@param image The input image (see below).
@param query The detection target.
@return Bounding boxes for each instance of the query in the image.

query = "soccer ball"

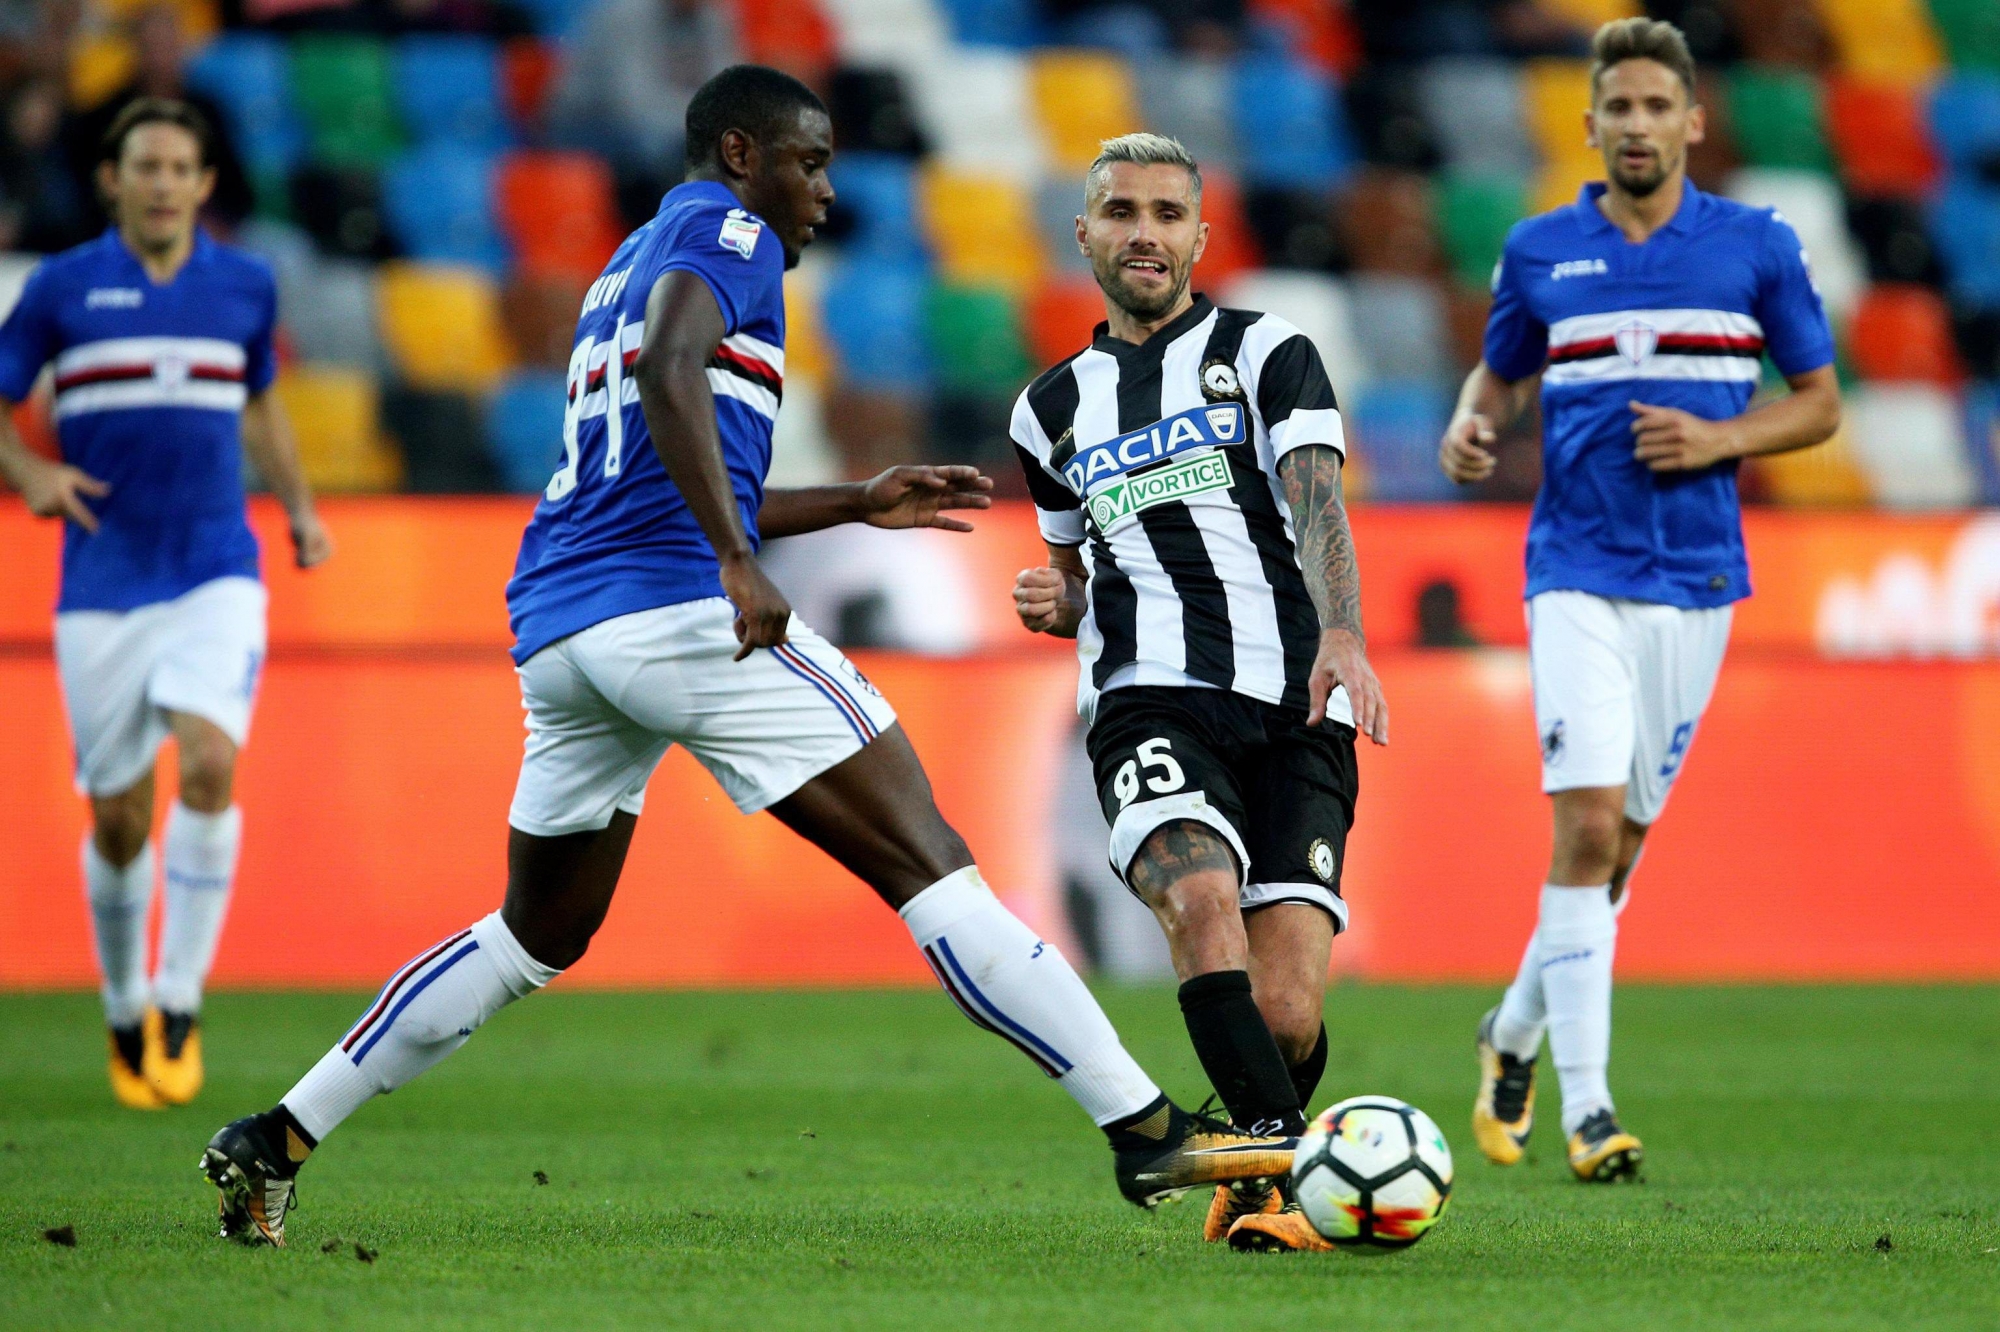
[1291,1095,1453,1250]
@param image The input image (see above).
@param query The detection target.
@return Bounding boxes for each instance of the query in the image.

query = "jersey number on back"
[546,314,643,503]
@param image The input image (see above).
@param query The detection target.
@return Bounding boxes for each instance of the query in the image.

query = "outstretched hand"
[860,465,994,532]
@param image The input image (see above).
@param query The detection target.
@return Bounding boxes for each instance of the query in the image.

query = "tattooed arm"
[1277,444,1388,743]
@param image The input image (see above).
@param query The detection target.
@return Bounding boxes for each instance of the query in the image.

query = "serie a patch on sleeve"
[718,210,763,259]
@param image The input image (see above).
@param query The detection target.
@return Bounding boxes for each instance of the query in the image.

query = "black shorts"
[1086,686,1359,929]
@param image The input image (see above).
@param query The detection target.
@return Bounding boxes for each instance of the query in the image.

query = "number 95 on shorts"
[1084,686,1359,929]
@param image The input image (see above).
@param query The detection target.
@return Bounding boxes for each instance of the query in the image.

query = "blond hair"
[1084,132,1202,208]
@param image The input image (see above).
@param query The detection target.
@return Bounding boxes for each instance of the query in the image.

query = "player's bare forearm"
[757,485,867,538]
[1278,444,1387,742]
[1013,542,1087,638]
[1453,361,1534,434]
[1630,364,1840,472]
[242,392,332,567]
[759,467,993,539]
[1441,362,1535,484]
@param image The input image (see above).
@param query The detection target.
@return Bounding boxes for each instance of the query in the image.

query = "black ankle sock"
[1290,1023,1329,1115]
[1101,1092,1172,1148]
[268,1103,317,1167]
[1177,970,1306,1136]
[110,1023,145,1071]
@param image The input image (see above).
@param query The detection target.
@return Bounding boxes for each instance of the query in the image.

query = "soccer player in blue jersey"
[0,99,330,1111]
[1439,19,1840,1181]
[201,66,1295,1247]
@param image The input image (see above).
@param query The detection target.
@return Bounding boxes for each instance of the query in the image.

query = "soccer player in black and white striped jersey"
[1012,133,1388,1254]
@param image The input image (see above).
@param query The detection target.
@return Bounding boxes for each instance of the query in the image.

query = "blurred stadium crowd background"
[0,0,1995,509]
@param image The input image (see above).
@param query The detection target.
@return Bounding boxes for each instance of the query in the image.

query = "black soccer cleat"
[1110,1100,1297,1208]
[200,1111,306,1247]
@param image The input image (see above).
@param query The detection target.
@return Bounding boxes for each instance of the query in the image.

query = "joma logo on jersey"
[1087,452,1233,529]
[1551,258,1608,280]
[1063,401,1245,492]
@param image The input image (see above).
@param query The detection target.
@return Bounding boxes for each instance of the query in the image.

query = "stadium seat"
[1418,58,1535,176]
[68,34,134,111]
[283,257,383,370]
[768,376,838,487]
[1135,55,1241,174]
[1816,0,1944,87]
[1246,0,1361,76]
[1195,172,1260,284]
[1034,177,1090,274]
[934,0,1042,46]
[1030,50,1141,171]
[1346,379,1457,502]
[1843,382,1978,508]
[825,0,953,75]
[485,368,568,493]
[1825,78,1940,197]
[826,66,928,156]
[817,254,931,390]
[1536,0,1636,20]
[1963,381,2000,505]
[393,36,505,148]
[1744,420,1874,506]
[382,385,500,491]
[1437,171,1527,288]
[924,284,1031,391]
[1345,275,1451,386]
[920,168,1042,294]
[1726,66,1833,173]
[500,37,559,133]
[1725,168,1865,322]
[291,36,402,168]
[511,0,592,37]
[1928,180,2000,307]
[1928,73,2000,173]
[1521,60,1595,173]
[783,261,833,383]
[737,0,839,79]
[186,33,305,184]
[1846,284,1965,384]
[383,144,506,271]
[907,48,1048,184]
[377,262,514,392]
[1232,54,1355,190]
[1927,0,2000,72]
[830,153,928,260]
[1340,169,1442,277]
[496,151,623,283]
[275,366,404,493]
[1217,269,1371,398]
[1025,276,1105,367]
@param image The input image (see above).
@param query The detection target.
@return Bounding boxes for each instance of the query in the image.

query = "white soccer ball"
[1291,1095,1453,1250]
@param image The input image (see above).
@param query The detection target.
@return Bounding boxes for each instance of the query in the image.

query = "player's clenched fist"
[1439,412,1498,485]
[1014,566,1082,638]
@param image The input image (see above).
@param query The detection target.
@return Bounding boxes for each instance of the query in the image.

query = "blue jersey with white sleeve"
[506,180,787,664]
[0,228,277,613]
[1483,182,1835,608]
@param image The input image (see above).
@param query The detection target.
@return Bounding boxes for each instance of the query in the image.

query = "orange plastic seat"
[1025,277,1106,368]
[497,151,623,283]
[732,0,835,82]
[1247,0,1362,75]
[500,37,559,131]
[1195,172,1261,285]
[1825,77,1939,197]
[1845,284,1964,385]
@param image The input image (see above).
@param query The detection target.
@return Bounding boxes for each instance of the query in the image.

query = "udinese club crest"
[1200,357,1246,404]
[1308,837,1337,884]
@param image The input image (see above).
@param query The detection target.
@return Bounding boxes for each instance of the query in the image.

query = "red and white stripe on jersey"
[572,317,644,421]
[705,331,783,422]
[1543,308,1765,387]
[51,336,249,419]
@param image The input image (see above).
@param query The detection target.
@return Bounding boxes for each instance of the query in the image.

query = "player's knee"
[1256,989,1322,1067]
[1555,802,1623,875]
[91,797,151,865]
[176,742,236,811]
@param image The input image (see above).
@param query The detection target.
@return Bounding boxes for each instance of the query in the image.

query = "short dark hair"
[684,65,827,171]
[1590,17,1697,101]
[101,97,214,168]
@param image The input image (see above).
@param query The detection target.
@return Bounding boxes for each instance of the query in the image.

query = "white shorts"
[1527,590,1733,826]
[508,597,900,837]
[54,575,268,797]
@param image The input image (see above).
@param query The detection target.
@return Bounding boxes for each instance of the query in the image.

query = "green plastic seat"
[1929,0,2000,72]
[1436,172,1527,288]
[924,284,1032,393]
[1725,67,1832,173]
[290,36,402,169]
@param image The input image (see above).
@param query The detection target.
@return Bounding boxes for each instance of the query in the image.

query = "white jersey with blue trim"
[507,181,787,665]
[0,229,277,613]
[1484,181,1835,609]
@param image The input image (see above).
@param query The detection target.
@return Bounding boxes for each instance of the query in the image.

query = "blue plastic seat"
[511,0,592,37]
[185,33,305,179]
[486,369,569,493]
[1929,73,2000,173]
[1929,180,2000,307]
[383,144,506,270]
[936,0,1044,46]
[1231,54,1354,190]
[829,153,927,260]
[1348,379,1457,502]
[394,36,504,147]
[818,256,931,390]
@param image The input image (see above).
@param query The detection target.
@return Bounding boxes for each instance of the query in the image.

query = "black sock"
[1177,970,1306,1136]
[1290,1023,1329,1114]
[1101,1092,1172,1149]
[267,1103,317,1170]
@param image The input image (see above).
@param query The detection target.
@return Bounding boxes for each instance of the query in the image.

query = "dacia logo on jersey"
[718,209,762,259]
[1062,401,1246,493]
[1087,452,1233,531]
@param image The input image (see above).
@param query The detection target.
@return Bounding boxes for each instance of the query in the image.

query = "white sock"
[281,911,558,1143]
[1537,883,1617,1134]
[901,866,1161,1126]
[83,836,155,1030]
[152,803,242,1015]
[1490,926,1546,1060]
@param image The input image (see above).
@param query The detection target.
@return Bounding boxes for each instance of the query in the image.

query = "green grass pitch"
[2,984,1996,1331]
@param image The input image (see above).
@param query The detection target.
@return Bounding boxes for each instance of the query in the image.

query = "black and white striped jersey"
[1011,294,1351,725]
